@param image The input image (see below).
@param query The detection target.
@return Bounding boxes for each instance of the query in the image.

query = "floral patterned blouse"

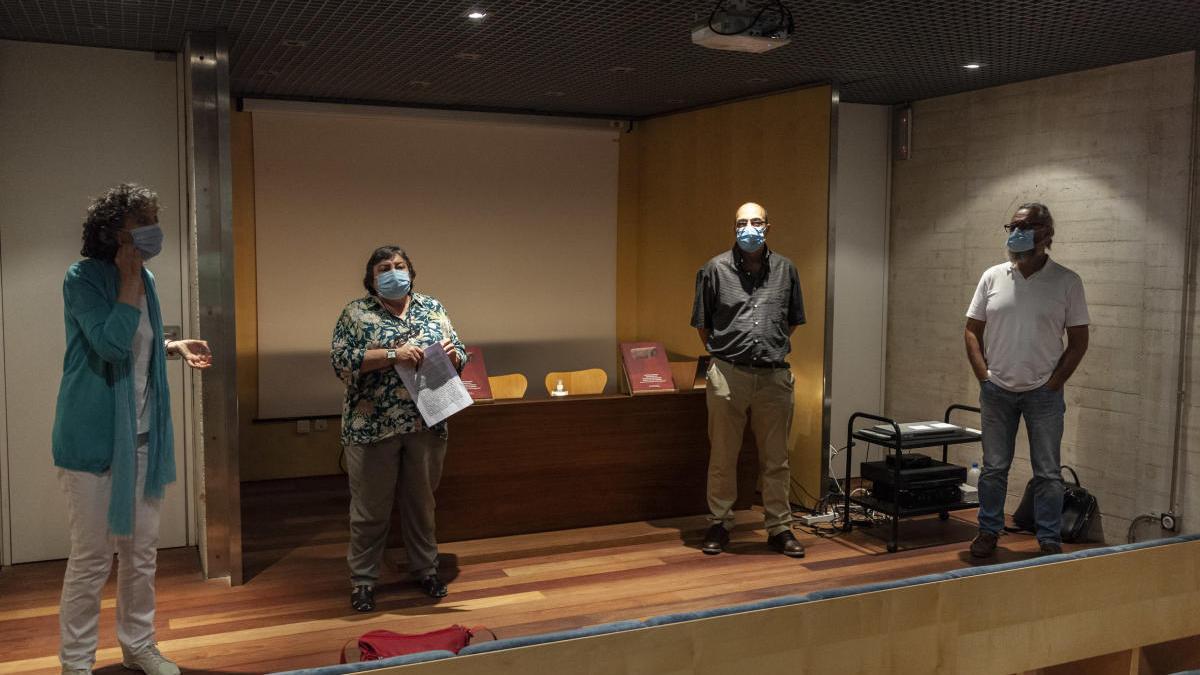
[330,293,468,447]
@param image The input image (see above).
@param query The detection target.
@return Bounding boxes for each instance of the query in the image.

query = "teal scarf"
[108,268,176,537]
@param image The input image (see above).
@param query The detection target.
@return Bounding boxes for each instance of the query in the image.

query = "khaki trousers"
[346,430,447,585]
[705,358,795,536]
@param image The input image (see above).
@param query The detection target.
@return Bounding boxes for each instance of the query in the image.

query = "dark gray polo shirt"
[690,246,805,367]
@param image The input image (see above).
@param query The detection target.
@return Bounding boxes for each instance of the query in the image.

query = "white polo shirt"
[966,258,1089,392]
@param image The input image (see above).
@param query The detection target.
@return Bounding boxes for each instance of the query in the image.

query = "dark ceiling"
[2,1,1198,118]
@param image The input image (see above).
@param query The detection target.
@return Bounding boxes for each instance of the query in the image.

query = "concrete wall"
[887,52,1197,543]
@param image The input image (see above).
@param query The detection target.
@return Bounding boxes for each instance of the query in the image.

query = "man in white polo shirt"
[964,202,1089,557]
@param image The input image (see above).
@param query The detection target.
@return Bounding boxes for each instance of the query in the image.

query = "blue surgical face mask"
[130,224,164,260]
[736,225,766,253]
[1006,227,1036,253]
[375,269,411,300]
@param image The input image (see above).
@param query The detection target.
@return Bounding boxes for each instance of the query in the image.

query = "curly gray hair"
[81,183,158,261]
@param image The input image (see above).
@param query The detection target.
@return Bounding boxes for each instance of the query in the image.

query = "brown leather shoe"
[768,530,806,558]
[970,531,999,558]
[701,524,730,555]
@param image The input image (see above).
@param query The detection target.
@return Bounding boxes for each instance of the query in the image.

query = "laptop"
[867,421,963,440]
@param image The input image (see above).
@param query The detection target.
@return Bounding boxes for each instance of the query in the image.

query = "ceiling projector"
[691,1,793,54]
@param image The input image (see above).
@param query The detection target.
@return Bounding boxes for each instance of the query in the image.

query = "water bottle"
[967,462,981,488]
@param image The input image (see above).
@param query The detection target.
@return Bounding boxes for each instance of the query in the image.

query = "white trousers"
[58,443,161,669]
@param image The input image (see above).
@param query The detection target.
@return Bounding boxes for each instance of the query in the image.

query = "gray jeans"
[346,430,447,586]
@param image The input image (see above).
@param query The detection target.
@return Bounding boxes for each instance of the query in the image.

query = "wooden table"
[434,390,758,542]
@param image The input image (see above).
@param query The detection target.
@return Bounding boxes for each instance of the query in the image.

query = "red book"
[459,346,493,400]
[619,342,675,394]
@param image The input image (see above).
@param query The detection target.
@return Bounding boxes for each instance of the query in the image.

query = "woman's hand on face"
[115,240,144,293]
[395,343,424,368]
[440,339,461,368]
[171,339,212,370]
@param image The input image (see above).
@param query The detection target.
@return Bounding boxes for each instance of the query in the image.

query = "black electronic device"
[870,480,963,509]
[861,459,967,510]
[861,459,965,486]
[884,453,932,470]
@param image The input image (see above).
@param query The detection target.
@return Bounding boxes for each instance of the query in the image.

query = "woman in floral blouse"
[331,245,467,611]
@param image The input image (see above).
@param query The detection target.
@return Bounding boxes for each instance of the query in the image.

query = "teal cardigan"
[52,259,176,537]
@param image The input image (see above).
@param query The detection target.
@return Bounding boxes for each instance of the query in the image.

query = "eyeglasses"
[736,218,767,227]
[1003,221,1047,233]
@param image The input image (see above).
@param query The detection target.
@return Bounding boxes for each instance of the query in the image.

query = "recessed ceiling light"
[544,91,566,97]
[280,38,308,48]
[455,52,482,61]
[466,10,487,20]
[963,63,982,70]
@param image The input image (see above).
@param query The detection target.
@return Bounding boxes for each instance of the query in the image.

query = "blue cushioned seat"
[268,649,456,675]
[458,620,646,655]
[644,594,815,627]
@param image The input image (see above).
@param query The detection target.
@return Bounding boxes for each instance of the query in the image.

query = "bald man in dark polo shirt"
[691,202,806,558]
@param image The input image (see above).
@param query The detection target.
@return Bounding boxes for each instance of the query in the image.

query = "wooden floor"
[0,479,1088,674]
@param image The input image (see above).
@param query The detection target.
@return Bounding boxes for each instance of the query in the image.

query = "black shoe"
[701,524,730,555]
[418,574,449,598]
[970,531,999,558]
[350,584,375,612]
[767,530,806,558]
[1038,540,1063,556]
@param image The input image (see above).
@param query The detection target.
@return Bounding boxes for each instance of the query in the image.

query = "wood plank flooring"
[0,478,1085,674]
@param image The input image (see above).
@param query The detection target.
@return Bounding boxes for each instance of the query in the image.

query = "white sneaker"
[121,645,180,675]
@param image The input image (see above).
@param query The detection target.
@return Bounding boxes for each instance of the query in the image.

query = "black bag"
[1011,466,1097,543]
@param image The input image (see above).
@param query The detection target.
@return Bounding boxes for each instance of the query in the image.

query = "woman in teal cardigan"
[53,184,211,675]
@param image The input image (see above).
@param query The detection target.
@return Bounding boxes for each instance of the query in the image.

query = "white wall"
[887,52,1197,543]
[830,103,891,480]
[250,103,620,418]
[0,40,195,563]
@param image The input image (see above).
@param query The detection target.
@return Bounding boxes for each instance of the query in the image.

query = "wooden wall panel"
[616,129,641,343]
[617,87,833,507]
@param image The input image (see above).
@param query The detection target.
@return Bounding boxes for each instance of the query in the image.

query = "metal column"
[183,31,242,584]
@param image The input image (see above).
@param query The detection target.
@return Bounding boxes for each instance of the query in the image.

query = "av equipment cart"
[843,405,982,552]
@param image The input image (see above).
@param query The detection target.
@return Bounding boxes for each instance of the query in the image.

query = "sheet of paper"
[908,424,932,430]
[930,422,957,429]
[393,343,473,426]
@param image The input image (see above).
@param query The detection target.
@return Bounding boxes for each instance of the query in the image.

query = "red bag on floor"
[341,625,495,663]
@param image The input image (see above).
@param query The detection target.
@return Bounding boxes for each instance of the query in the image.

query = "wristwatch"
[386,348,397,363]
